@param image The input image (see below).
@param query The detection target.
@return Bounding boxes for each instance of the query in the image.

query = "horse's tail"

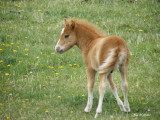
[98,48,127,74]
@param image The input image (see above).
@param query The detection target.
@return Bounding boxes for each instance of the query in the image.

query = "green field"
[0,0,160,119]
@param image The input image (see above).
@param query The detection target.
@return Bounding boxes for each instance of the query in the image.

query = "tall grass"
[0,0,160,119]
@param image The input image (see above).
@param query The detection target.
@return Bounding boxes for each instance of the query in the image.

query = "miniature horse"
[55,19,130,118]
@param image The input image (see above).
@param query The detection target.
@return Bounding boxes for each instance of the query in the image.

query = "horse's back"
[87,36,130,72]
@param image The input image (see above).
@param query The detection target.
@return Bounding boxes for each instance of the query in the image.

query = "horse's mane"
[72,19,105,37]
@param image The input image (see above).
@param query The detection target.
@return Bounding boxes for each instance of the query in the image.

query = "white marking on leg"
[120,65,131,112]
[112,88,126,111]
[122,81,130,112]
[124,97,130,112]
[95,88,105,118]
[96,93,104,113]
[95,75,107,118]
[84,90,93,112]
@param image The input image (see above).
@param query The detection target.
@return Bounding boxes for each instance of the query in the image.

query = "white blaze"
[61,28,64,35]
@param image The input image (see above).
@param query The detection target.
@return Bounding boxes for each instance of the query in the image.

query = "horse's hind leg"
[107,74,126,112]
[95,73,107,118]
[119,64,130,112]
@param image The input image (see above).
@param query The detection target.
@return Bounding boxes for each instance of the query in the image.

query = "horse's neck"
[76,27,101,53]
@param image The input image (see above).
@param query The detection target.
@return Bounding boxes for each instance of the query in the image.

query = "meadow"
[0,0,160,119]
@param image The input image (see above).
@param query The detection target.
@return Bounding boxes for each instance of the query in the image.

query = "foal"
[55,19,130,118]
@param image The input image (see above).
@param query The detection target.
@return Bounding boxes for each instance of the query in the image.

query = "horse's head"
[55,19,77,54]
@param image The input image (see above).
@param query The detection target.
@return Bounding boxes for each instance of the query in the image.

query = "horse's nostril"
[56,46,60,52]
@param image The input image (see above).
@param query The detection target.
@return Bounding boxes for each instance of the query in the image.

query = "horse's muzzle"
[55,46,64,54]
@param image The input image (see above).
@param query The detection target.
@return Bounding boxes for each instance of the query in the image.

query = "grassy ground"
[0,0,160,119]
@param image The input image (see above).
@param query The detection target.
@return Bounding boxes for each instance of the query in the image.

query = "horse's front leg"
[84,68,96,112]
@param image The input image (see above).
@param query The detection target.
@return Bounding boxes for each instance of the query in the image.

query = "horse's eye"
[64,34,70,38]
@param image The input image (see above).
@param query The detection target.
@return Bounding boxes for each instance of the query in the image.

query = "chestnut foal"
[55,19,130,118]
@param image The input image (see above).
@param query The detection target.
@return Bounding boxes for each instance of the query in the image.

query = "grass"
[0,0,160,119]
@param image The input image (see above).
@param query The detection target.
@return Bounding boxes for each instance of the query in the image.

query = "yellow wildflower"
[18,60,22,63]
[24,48,29,51]
[45,110,49,113]
[6,116,11,119]
[46,55,50,58]
[55,73,60,75]
[57,96,62,99]
[24,75,28,78]
[48,66,54,69]
[51,52,55,55]
[70,110,73,114]
[139,30,143,32]
[21,100,25,103]
[1,43,5,46]
[69,64,72,67]
[6,44,11,47]
[5,73,10,76]
[15,4,21,8]
[0,103,3,106]
[25,99,29,102]
[142,102,147,104]
[0,60,4,63]
[36,56,39,59]
[38,9,42,12]
[0,49,3,51]
[35,107,40,110]
[58,66,64,68]
[13,50,17,52]
[136,14,140,16]
[82,94,85,97]
[10,43,14,45]
[35,63,39,65]
[7,64,11,67]
[141,97,144,100]
[73,64,80,67]
[10,36,13,39]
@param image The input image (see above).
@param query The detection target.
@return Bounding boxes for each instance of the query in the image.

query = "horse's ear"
[71,20,75,30]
